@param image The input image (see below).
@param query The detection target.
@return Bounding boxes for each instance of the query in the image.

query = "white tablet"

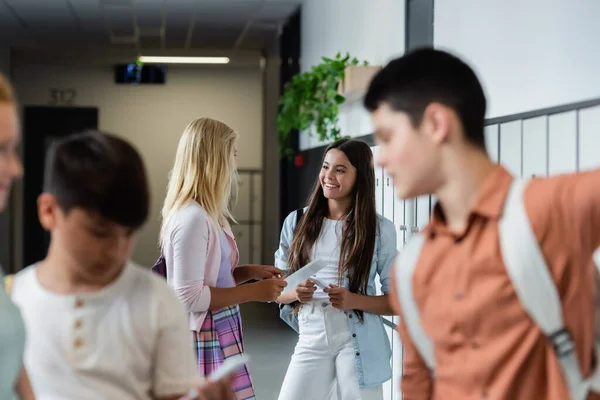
[282,260,328,294]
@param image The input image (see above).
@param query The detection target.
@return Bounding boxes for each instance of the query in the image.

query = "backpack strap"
[499,179,590,400]
[394,233,435,370]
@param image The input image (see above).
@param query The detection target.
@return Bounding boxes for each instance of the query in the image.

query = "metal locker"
[499,121,522,177]
[548,112,577,175]
[522,116,548,178]
[371,146,385,215]
[579,106,600,171]
[484,124,499,163]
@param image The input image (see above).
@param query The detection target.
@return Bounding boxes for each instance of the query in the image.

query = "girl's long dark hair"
[287,139,377,322]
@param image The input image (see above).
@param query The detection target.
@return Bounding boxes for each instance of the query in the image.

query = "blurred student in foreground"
[366,48,600,399]
[0,73,35,400]
[11,130,233,399]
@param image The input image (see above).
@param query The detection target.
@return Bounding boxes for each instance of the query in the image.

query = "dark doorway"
[22,106,98,266]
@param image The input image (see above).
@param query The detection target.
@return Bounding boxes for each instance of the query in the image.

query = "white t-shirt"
[11,262,202,400]
[311,218,350,301]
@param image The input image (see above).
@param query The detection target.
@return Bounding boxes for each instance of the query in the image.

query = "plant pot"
[337,65,382,101]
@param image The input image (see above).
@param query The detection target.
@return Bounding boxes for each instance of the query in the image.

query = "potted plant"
[277,53,380,158]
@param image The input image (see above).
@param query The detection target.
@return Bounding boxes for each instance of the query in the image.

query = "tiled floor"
[241,302,298,400]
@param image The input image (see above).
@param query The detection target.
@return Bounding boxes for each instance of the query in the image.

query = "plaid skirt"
[194,305,256,400]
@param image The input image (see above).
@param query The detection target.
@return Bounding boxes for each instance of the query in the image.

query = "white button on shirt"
[11,263,202,400]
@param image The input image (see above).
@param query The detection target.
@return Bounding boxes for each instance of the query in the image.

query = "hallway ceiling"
[0,0,300,52]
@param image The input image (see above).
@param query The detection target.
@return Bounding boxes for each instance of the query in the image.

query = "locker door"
[252,173,262,222]
[231,173,252,222]
[522,117,548,178]
[416,196,431,231]
[371,146,384,215]
[405,198,417,242]
[484,124,499,162]
[430,195,437,216]
[252,225,262,265]
[499,121,522,177]
[383,174,395,221]
[392,193,405,400]
[393,197,405,248]
[382,172,395,400]
[548,112,577,175]
[371,146,385,296]
[579,106,600,171]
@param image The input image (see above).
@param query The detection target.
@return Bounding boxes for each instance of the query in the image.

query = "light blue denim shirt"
[275,210,398,388]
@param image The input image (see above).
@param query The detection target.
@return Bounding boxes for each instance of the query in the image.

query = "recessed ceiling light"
[138,56,230,64]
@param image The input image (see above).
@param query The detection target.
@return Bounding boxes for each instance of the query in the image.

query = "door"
[23,106,98,267]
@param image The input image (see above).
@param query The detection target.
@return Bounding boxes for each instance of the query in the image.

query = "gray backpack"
[395,179,600,400]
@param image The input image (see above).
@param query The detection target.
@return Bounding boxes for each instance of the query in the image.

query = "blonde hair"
[160,117,238,250]
[0,74,16,103]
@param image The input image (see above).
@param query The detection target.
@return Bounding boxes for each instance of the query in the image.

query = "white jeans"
[278,301,383,400]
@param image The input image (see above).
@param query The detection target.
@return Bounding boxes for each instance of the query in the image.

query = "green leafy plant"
[277,52,368,158]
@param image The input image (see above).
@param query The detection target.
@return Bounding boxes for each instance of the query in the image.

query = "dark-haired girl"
[275,139,398,400]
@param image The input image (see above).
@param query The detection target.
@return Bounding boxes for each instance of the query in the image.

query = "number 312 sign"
[48,88,76,106]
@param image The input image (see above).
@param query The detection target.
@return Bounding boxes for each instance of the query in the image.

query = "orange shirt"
[390,165,600,400]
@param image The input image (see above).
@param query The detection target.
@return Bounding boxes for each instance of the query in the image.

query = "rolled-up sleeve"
[274,211,297,271]
[377,218,398,295]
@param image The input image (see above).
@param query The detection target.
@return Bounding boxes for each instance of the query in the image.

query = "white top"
[11,262,202,400]
[311,219,349,301]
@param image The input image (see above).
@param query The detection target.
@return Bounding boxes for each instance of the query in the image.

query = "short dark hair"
[364,47,487,149]
[44,130,149,229]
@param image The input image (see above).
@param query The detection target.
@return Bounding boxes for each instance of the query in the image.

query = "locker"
[416,196,430,230]
[231,173,252,222]
[548,112,577,175]
[484,124,499,162]
[393,197,405,248]
[252,225,262,265]
[392,194,406,400]
[404,198,417,242]
[522,117,548,178]
[578,106,600,171]
[252,173,262,222]
[430,195,437,216]
[499,121,522,177]
[383,173,395,222]
[371,146,384,215]
[381,172,395,400]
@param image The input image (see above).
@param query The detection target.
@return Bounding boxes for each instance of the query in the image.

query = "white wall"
[299,0,405,150]
[435,0,600,118]
[11,63,264,268]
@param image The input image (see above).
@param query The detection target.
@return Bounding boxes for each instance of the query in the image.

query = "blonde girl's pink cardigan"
[163,202,239,331]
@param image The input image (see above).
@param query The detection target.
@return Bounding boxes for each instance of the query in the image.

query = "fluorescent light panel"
[138,56,230,64]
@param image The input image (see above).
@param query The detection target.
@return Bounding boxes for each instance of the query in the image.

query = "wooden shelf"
[338,65,382,102]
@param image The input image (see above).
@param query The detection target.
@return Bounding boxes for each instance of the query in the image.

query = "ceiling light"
[138,56,230,64]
